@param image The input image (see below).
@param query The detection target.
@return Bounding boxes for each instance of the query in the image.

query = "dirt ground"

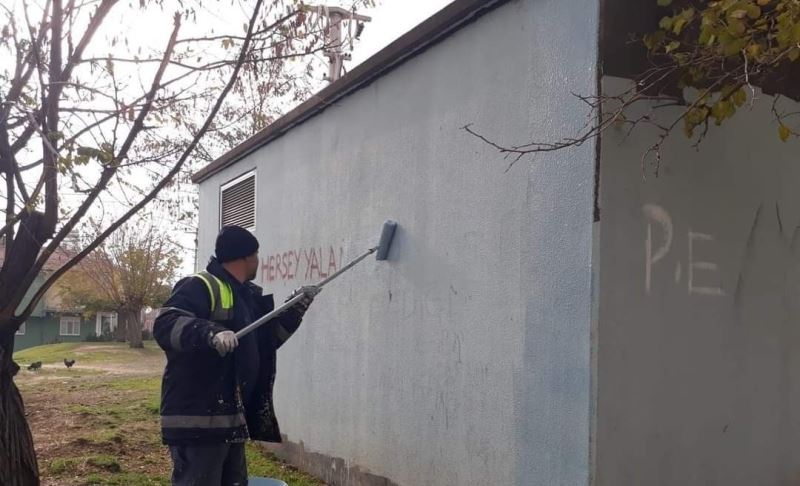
[14,342,322,486]
[17,345,171,485]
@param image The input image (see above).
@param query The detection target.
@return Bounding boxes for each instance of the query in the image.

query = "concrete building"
[192,0,800,484]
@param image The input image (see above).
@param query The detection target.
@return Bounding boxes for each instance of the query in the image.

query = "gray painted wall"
[597,76,800,485]
[198,1,599,484]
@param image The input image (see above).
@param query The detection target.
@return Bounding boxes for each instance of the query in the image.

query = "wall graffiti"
[261,246,344,283]
[643,204,725,297]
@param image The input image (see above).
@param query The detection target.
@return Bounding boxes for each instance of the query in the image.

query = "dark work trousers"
[169,442,248,485]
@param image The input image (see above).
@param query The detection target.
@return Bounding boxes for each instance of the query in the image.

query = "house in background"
[4,247,119,352]
[141,308,158,335]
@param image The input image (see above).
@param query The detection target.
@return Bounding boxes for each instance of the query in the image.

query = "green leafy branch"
[464,0,800,175]
[647,0,800,142]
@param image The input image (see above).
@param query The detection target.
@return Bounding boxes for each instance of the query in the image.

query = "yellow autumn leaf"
[779,124,792,142]
[732,88,747,107]
[729,9,747,19]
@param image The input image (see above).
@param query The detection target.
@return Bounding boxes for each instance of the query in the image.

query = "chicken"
[27,361,42,371]
[64,358,75,369]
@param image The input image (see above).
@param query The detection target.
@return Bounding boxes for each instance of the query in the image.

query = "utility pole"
[302,5,371,83]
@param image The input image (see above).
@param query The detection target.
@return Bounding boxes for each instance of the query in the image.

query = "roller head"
[375,220,397,261]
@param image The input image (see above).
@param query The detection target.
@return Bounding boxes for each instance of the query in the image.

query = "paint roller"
[235,220,398,339]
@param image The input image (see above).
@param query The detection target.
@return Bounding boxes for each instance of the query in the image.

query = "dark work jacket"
[153,257,303,445]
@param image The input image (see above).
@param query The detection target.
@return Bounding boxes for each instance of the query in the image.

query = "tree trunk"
[0,213,45,485]
[123,309,143,349]
[0,324,39,486]
[113,313,127,342]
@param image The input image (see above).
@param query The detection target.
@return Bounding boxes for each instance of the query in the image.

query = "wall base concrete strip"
[261,438,401,486]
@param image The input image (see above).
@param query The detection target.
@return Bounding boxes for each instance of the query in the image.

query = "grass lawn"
[15,341,163,367]
[14,342,323,486]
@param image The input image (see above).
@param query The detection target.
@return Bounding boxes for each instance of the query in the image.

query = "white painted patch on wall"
[643,204,724,297]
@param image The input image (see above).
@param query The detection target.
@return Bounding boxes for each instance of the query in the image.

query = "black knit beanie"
[215,225,259,263]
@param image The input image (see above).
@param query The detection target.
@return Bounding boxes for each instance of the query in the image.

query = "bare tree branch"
[20,0,266,321]
[15,9,181,320]
[10,0,117,156]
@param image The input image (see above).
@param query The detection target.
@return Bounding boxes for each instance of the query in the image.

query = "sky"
[2,0,456,275]
[180,0,456,271]
[176,0,453,271]
[348,0,454,68]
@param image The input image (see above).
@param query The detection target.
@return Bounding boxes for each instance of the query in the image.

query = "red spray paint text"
[261,246,344,283]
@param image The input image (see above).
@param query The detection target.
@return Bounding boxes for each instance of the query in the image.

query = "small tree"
[0,0,374,482]
[59,221,179,348]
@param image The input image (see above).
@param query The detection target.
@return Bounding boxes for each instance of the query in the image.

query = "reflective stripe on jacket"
[154,257,304,445]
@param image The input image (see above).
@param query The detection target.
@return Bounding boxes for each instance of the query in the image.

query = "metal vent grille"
[220,174,255,229]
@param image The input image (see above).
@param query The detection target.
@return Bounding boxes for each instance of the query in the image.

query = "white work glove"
[287,286,321,314]
[210,330,238,356]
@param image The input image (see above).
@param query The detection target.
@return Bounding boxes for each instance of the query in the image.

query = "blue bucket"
[248,478,288,486]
